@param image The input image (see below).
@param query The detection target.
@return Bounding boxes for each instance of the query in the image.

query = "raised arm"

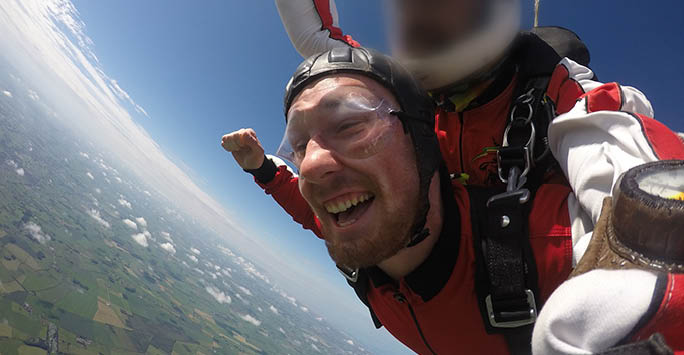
[274,0,359,58]
[221,129,322,238]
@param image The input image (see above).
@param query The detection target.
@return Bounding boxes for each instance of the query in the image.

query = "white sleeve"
[549,59,665,231]
[532,269,659,355]
[274,0,357,58]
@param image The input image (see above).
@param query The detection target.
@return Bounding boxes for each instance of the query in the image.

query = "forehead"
[289,74,398,114]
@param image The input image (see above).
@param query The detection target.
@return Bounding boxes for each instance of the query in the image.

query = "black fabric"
[244,156,278,184]
[345,271,383,329]
[341,29,590,354]
[596,333,674,355]
[467,186,536,355]
[458,26,591,354]
[363,166,461,302]
[467,61,517,109]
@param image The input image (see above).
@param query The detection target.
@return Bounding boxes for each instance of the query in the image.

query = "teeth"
[325,193,373,214]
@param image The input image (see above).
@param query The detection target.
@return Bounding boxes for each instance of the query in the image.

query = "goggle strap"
[390,111,434,129]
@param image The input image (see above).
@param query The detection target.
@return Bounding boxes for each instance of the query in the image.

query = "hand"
[221,128,265,170]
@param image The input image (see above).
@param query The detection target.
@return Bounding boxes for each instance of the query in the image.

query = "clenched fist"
[221,128,265,170]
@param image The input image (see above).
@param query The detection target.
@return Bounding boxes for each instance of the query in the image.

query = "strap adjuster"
[337,265,359,283]
[485,289,538,328]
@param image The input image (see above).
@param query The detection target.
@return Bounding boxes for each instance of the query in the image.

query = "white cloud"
[190,247,201,255]
[0,3,377,348]
[15,168,25,176]
[315,316,323,322]
[6,160,18,169]
[86,208,110,228]
[239,314,261,327]
[237,286,252,296]
[117,198,131,209]
[279,291,297,306]
[278,327,286,335]
[27,89,39,101]
[346,339,354,346]
[269,305,279,315]
[311,344,321,352]
[122,218,137,229]
[2,90,12,97]
[79,152,89,159]
[160,242,175,254]
[135,217,147,228]
[131,233,148,247]
[143,190,151,197]
[86,171,94,180]
[160,231,173,242]
[24,222,51,244]
[300,306,309,312]
[94,188,101,194]
[187,254,198,263]
[206,286,231,304]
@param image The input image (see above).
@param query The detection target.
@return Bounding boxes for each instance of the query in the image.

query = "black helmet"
[283,46,441,247]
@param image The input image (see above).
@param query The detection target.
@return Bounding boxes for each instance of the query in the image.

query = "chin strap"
[406,228,430,248]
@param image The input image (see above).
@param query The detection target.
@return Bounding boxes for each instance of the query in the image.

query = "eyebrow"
[317,97,343,111]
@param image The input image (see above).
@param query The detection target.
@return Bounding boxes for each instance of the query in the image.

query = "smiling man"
[223,47,579,354]
[223,46,684,354]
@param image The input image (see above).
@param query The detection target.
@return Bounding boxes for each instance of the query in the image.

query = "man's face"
[394,0,481,57]
[290,75,421,268]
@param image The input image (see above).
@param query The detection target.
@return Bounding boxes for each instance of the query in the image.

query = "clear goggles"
[276,92,401,170]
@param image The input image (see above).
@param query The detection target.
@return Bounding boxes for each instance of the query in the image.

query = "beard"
[323,192,420,269]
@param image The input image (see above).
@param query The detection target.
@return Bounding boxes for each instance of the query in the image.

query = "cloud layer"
[24,222,51,244]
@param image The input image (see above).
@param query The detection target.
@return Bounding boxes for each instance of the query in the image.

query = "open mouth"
[324,192,375,228]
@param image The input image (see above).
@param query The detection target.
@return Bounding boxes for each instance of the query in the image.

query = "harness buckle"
[498,89,539,184]
[337,265,359,283]
[485,289,538,328]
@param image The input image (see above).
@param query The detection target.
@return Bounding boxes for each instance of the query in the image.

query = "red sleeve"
[256,166,323,239]
[313,0,360,48]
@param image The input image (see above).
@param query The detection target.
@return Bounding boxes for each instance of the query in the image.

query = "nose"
[298,139,342,184]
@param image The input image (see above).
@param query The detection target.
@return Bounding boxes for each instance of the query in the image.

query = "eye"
[292,140,308,154]
[335,117,369,136]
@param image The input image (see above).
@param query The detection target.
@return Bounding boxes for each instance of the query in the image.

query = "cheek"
[373,136,420,206]
[298,179,315,210]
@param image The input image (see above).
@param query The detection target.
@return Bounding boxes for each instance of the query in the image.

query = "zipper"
[458,112,465,174]
[394,292,438,355]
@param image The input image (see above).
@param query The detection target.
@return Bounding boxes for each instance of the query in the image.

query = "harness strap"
[468,186,538,355]
[337,265,383,328]
[595,333,674,355]
[341,26,591,354]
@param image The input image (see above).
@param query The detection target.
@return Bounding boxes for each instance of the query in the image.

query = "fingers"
[239,128,260,148]
[221,128,258,152]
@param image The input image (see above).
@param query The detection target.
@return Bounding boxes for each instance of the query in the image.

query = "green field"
[0,70,368,354]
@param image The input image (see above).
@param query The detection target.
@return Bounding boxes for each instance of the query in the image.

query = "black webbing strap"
[596,333,674,355]
[468,186,538,355]
[338,266,383,329]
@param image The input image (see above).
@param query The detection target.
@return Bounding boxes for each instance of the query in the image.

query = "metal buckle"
[337,265,359,283]
[498,89,538,184]
[497,145,533,184]
[485,289,538,328]
[510,88,535,125]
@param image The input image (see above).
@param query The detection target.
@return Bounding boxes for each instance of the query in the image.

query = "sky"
[2,0,684,354]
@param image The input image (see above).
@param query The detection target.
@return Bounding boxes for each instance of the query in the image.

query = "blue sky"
[61,0,684,352]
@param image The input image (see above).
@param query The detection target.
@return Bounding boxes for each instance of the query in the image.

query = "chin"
[325,228,409,269]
